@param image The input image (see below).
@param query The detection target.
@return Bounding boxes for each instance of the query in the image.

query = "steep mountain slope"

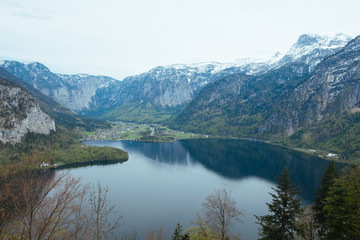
[85,34,350,122]
[86,63,231,122]
[167,61,311,136]
[0,34,351,123]
[0,76,55,143]
[0,67,110,131]
[0,61,117,111]
[0,68,127,166]
[260,35,360,135]
[276,33,352,71]
[169,35,360,147]
[85,59,282,122]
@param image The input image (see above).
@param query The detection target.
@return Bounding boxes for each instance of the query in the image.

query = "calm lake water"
[64,139,337,240]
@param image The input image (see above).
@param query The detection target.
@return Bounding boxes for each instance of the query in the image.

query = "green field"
[82,122,206,142]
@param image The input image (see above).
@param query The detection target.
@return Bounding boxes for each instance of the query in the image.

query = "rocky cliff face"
[169,35,360,138]
[58,73,117,110]
[0,77,55,144]
[276,33,352,72]
[89,34,351,119]
[91,63,221,110]
[0,34,352,122]
[0,66,111,131]
[0,61,117,111]
[261,35,360,135]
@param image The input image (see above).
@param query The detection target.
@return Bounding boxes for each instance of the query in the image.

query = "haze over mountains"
[0,33,352,121]
[169,35,360,135]
[1,33,360,160]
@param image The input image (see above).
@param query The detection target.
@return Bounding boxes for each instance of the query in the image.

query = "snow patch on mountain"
[276,33,352,71]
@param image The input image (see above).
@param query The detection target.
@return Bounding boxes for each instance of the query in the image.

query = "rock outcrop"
[0,77,55,144]
[0,61,117,111]
[169,35,360,138]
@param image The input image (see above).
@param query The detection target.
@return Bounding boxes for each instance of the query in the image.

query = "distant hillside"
[0,61,117,111]
[0,68,127,166]
[0,67,110,131]
[86,34,351,122]
[168,36,360,162]
[0,76,55,144]
[167,61,311,136]
[1,34,350,123]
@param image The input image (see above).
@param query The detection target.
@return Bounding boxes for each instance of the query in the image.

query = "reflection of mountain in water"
[118,139,343,202]
[180,139,344,202]
[120,141,190,164]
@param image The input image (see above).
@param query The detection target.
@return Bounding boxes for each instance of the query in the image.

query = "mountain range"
[0,33,351,122]
[1,33,360,161]
[169,35,360,132]
[169,35,360,160]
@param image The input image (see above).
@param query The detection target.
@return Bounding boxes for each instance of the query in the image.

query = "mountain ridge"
[0,60,118,111]
[0,66,110,131]
[168,35,360,161]
[0,33,353,124]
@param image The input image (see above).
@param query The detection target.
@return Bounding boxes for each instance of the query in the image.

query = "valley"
[82,121,207,142]
[2,33,360,164]
[2,0,360,238]
[0,32,359,239]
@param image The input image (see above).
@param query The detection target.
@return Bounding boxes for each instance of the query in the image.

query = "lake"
[65,139,336,240]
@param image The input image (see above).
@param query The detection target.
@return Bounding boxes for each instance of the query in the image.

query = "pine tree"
[172,223,183,240]
[172,223,189,240]
[255,168,304,240]
[313,160,338,237]
[322,166,360,240]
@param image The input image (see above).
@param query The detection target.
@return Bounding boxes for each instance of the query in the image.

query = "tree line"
[171,161,360,240]
[1,160,359,240]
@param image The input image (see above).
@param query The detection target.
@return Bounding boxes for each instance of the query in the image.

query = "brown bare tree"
[297,206,317,240]
[202,188,243,240]
[121,229,138,240]
[88,182,123,240]
[145,226,165,240]
[1,169,123,240]
[3,170,86,239]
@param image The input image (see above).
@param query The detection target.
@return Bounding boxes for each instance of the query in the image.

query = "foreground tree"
[3,170,86,239]
[202,188,243,240]
[88,182,123,240]
[322,166,360,240]
[255,168,304,240]
[297,206,317,240]
[121,230,138,240]
[146,226,165,240]
[172,223,189,240]
[313,160,338,237]
[0,165,123,240]
[187,213,215,240]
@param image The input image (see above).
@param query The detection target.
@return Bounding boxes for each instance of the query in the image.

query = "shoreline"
[81,121,353,165]
[84,135,348,165]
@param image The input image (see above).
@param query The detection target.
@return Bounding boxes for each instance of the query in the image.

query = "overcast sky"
[0,0,359,79]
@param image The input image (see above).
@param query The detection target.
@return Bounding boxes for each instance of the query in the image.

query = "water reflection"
[81,139,345,239]
[111,139,342,202]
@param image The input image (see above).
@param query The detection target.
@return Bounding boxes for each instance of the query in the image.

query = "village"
[82,121,205,142]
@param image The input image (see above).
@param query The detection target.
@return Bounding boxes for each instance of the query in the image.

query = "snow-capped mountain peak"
[285,33,352,60]
[274,33,352,71]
